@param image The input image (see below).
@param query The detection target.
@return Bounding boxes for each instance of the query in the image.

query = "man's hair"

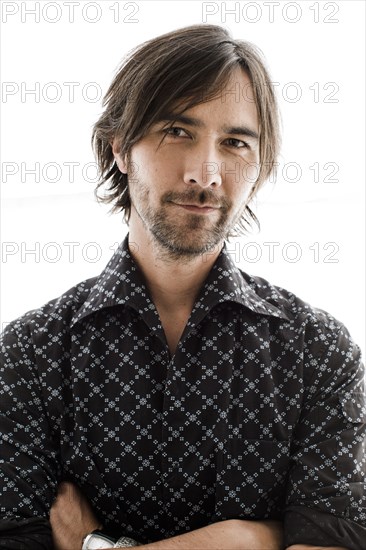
[92,24,280,234]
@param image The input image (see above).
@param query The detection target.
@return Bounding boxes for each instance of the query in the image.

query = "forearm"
[138,519,283,550]
[49,483,350,550]
[136,525,348,550]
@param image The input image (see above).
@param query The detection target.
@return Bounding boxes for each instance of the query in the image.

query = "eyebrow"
[158,113,259,141]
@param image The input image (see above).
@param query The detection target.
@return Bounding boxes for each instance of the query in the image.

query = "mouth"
[172,202,220,214]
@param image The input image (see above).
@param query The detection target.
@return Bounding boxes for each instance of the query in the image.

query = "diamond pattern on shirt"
[1,235,365,549]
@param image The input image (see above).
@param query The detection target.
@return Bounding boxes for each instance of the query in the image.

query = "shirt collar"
[71,235,289,328]
[193,242,290,321]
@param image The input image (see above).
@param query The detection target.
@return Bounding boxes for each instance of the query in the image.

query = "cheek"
[242,148,260,183]
[243,161,260,187]
[152,154,183,184]
[128,155,154,186]
[134,149,180,179]
[225,159,260,199]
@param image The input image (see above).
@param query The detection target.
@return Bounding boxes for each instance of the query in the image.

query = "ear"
[111,138,128,174]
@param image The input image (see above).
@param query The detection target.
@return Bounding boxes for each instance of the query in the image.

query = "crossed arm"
[2,320,362,550]
[50,482,348,550]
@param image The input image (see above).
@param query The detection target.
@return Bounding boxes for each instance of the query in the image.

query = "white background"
[1,0,365,357]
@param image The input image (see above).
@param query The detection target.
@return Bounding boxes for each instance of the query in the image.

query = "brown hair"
[91,24,280,234]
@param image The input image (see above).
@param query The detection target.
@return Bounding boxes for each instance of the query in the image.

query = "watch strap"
[114,536,141,547]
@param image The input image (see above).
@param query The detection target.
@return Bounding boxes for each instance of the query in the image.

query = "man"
[0,24,365,550]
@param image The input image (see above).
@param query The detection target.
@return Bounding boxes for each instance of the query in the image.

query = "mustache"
[162,189,231,210]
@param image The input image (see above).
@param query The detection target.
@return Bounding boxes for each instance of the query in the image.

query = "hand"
[50,481,102,550]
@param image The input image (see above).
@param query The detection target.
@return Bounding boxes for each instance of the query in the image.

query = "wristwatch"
[82,529,141,549]
[82,530,115,549]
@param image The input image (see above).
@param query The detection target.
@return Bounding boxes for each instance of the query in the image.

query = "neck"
[128,226,223,315]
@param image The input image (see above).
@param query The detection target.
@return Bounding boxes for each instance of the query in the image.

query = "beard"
[129,178,238,260]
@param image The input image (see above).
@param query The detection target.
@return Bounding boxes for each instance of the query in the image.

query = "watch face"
[86,534,115,549]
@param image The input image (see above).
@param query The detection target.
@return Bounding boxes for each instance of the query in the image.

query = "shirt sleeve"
[284,320,366,550]
[0,318,60,549]
[0,517,52,549]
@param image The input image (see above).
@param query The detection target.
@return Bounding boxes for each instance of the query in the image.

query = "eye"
[162,126,190,138]
[224,138,250,149]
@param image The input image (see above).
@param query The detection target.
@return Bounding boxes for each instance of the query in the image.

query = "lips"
[181,204,218,208]
[171,203,220,215]
[173,202,220,209]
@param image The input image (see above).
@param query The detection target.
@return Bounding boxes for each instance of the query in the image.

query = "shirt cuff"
[284,506,366,550]
[0,516,52,549]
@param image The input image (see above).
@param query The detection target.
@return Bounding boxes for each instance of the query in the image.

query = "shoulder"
[0,276,98,345]
[242,271,334,323]
[240,270,361,358]
[239,271,364,392]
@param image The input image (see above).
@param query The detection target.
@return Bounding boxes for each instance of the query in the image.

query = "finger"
[57,481,81,502]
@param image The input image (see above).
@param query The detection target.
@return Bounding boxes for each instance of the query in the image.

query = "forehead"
[165,67,258,130]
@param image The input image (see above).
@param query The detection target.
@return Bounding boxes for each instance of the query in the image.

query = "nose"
[183,140,223,188]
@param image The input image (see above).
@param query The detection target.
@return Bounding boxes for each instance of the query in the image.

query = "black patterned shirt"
[1,235,365,549]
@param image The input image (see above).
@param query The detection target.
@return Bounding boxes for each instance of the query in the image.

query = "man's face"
[113,67,260,259]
